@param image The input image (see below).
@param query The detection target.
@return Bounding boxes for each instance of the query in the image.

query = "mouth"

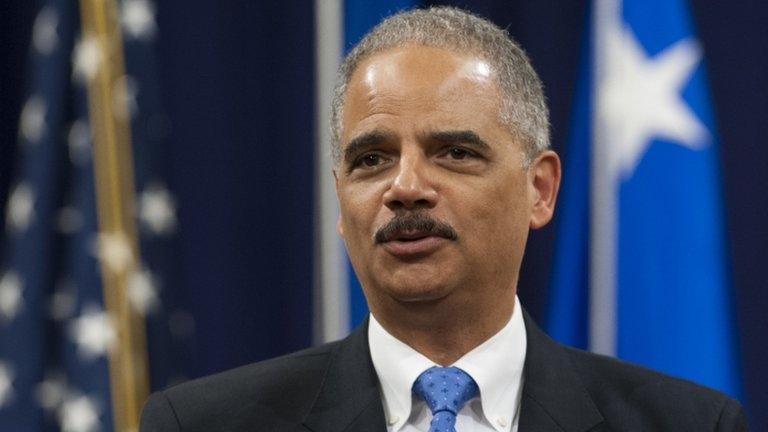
[374,212,457,258]
[380,230,448,257]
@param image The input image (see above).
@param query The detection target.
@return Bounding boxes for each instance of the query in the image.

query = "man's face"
[335,44,559,311]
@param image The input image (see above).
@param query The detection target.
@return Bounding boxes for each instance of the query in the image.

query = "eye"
[447,147,473,160]
[362,153,382,166]
[349,152,388,173]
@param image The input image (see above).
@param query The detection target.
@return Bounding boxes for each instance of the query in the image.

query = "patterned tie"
[412,366,479,432]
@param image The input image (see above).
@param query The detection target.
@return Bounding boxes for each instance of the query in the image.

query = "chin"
[365,258,465,304]
[382,275,456,303]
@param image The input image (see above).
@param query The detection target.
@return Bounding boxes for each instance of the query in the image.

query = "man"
[140,7,746,431]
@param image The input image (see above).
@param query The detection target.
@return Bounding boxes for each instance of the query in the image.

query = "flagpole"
[590,0,620,356]
[78,0,149,430]
[313,0,348,344]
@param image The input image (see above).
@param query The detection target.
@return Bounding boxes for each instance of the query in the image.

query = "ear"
[333,168,345,238]
[337,216,345,238]
[528,150,561,229]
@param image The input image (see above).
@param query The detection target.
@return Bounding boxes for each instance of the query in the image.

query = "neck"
[370,290,516,366]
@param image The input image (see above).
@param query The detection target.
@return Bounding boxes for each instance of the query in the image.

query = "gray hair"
[330,6,550,166]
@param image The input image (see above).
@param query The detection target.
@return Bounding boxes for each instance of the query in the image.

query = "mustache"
[374,212,458,243]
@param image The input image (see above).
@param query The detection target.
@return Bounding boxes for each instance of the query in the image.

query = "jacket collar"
[519,310,604,431]
[302,317,387,432]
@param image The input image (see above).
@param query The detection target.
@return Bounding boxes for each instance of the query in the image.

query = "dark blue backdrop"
[152,1,316,377]
[1,0,765,428]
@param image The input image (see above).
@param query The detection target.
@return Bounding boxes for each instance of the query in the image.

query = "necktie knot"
[412,366,478,431]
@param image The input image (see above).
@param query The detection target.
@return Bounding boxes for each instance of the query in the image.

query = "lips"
[380,229,448,257]
[392,230,432,241]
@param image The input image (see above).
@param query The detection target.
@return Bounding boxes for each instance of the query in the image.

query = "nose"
[383,151,438,211]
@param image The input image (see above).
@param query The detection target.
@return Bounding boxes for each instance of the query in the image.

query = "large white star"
[597,24,709,178]
[139,183,177,236]
[58,394,100,432]
[121,0,157,40]
[0,271,24,322]
[68,306,117,360]
[0,361,14,408]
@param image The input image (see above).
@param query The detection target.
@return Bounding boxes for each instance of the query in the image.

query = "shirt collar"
[368,312,436,430]
[368,296,527,432]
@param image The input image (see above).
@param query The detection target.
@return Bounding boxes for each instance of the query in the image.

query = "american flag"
[0,0,191,430]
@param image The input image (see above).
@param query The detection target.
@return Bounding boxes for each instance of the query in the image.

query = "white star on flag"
[36,371,68,411]
[139,183,178,235]
[19,95,47,144]
[72,35,104,84]
[113,74,140,120]
[0,271,24,322]
[92,231,135,274]
[33,6,59,55]
[128,267,160,315]
[5,182,36,233]
[597,24,709,179]
[0,361,14,408]
[68,306,117,360]
[121,0,157,40]
[58,394,100,432]
[49,279,77,321]
[67,120,92,166]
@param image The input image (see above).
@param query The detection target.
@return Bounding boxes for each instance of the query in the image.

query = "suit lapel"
[519,311,604,432]
[302,318,387,432]
[302,311,605,432]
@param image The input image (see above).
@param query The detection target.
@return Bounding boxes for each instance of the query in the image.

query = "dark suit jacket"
[140,312,747,431]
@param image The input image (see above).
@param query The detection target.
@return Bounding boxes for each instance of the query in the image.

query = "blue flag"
[548,0,741,398]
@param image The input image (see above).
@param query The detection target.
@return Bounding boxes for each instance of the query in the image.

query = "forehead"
[341,45,505,143]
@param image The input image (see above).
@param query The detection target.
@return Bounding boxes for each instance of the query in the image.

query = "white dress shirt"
[368,296,527,432]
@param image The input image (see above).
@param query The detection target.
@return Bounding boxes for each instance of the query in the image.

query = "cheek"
[339,183,386,240]
[456,174,530,245]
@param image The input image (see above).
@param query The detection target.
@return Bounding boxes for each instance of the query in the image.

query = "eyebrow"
[427,130,491,152]
[342,129,491,164]
[343,130,395,163]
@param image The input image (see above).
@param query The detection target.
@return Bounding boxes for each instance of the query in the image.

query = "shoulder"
[140,341,341,432]
[562,346,747,431]
[164,341,338,408]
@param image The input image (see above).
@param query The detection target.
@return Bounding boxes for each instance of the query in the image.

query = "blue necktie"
[412,366,479,432]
